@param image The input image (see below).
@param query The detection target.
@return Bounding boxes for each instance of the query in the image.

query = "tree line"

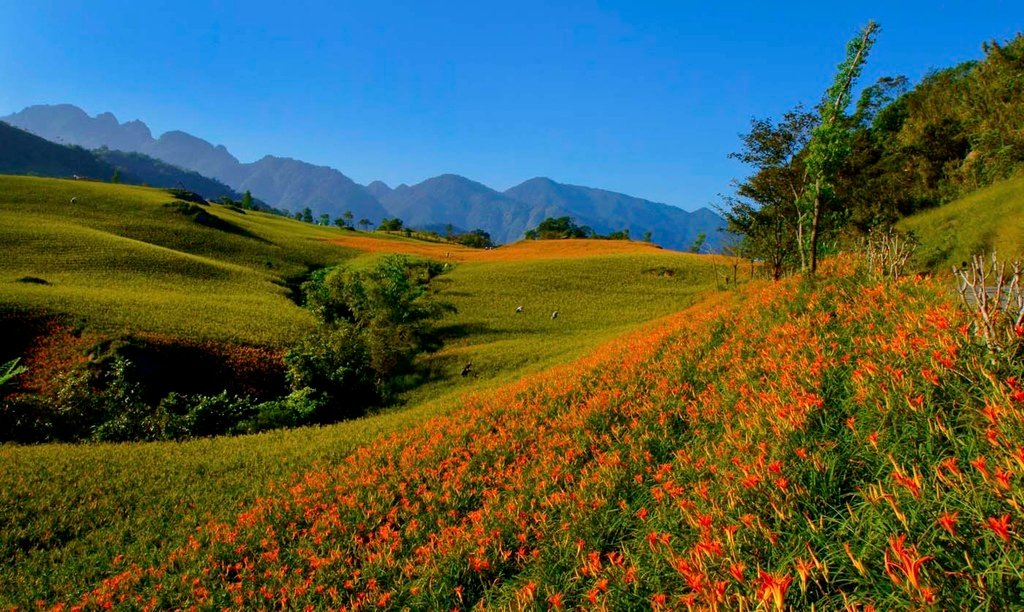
[722,27,1023,279]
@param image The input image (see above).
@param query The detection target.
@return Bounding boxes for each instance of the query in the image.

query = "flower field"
[53,257,1023,609]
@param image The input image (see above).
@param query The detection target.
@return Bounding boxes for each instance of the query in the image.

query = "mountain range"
[2,104,724,249]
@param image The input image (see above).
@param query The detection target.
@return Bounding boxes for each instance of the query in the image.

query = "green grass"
[897,174,1024,272]
[413,253,719,402]
[0,175,733,604]
[0,176,362,346]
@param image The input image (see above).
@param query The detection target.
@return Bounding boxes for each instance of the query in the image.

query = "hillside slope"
[0,121,116,180]
[8,258,1021,608]
[0,176,354,346]
[897,174,1024,272]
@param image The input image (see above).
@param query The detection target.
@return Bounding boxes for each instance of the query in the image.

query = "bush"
[286,255,452,417]
[284,323,377,421]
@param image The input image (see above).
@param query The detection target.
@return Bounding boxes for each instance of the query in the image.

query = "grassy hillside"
[896,174,1024,272]
[0,176,734,602]
[7,257,1022,608]
[0,121,116,180]
[0,175,355,347]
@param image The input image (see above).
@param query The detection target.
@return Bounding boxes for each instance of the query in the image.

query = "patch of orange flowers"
[63,256,1024,609]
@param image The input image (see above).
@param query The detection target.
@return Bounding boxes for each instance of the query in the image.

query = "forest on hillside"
[724,31,1023,277]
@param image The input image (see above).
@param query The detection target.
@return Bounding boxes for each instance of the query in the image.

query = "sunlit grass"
[898,174,1024,272]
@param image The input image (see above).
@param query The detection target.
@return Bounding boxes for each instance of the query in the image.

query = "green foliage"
[301,207,313,223]
[524,216,593,239]
[454,228,493,248]
[0,358,26,389]
[723,106,816,277]
[801,20,879,273]
[240,190,253,210]
[287,256,452,415]
[378,217,404,232]
[836,33,1024,232]
[319,212,330,226]
[689,231,706,253]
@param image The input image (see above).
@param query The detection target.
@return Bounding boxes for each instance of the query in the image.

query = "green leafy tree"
[642,230,653,242]
[689,232,707,253]
[301,207,314,224]
[801,20,879,274]
[723,106,816,277]
[111,168,121,184]
[358,218,372,231]
[455,229,493,248]
[241,190,254,210]
[378,217,404,232]
[319,213,330,226]
[288,256,452,417]
[525,216,592,239]
[343,210,354,228]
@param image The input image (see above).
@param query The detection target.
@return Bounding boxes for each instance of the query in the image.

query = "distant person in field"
[461,362,472,377]
[551,310,558,319]
[515,305,522,314]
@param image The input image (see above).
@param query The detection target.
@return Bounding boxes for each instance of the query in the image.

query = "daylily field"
[51,256,1024,609]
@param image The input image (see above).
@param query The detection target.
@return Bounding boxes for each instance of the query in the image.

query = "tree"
[334,217,347,229]
[378,217,404,232]
[343,210,354,228]
[455,229,493,248]
[301,207,314,224]
[525,216,592,239]
[642,230,653,243]
[723,106,816,278]
[319,213,330,226]
[241,190,254,210]
[689,232,707,253]
[288,256,453,416]
[358,218,372,231]
[802,20,879,274]
[111,168,121,184]
[293,211,303,221]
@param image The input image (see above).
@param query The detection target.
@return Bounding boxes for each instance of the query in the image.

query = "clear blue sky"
[1,1,1020,210]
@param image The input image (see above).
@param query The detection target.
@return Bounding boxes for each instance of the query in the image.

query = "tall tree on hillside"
[241,190,254,210]
[343,210,354,228]
[723,106,816,276]
[301,207,314,224]
[802,20,879,274]
[358,218,372,231]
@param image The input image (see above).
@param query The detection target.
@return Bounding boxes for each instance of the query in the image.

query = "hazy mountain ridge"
[0,121,242,200]
[3,104,725,248]
[379,174,573,244]
[506,177,723,251]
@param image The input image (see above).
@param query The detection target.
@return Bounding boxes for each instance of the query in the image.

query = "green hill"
[0,175,733,603]
[0,121,115,180]
[897,174,1024,272]
[2,121,246,201]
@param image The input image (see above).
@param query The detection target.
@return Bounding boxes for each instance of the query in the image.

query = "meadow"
[0,175,729,603]
[897,175,1024,273]
[3,174,1021,607]
[10,254,1023,609]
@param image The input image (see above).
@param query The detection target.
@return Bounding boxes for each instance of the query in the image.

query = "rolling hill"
[897,174,1024,272]
[2,170,1023,607]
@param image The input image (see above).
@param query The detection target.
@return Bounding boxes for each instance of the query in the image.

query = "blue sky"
[1,1,1020,210]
